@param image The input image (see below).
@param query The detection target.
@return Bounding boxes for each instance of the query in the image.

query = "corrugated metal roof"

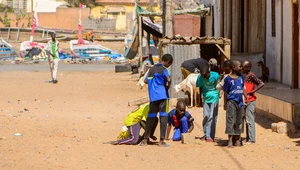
[159,36,231,46]
[162,44,201,99]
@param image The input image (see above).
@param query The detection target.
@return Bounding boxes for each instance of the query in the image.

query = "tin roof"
[159,36,231,46]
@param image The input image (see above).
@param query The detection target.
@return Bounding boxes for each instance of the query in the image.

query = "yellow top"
[124,103,149,126]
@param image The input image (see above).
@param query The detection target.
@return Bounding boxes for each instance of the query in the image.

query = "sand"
[0,65,299,170]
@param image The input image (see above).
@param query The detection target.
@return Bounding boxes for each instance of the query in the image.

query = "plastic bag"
[117,126,129,140]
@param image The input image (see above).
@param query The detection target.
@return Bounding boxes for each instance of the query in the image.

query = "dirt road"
[0,66,299,170]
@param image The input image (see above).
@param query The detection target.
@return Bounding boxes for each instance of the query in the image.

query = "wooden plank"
[215,44,229,59]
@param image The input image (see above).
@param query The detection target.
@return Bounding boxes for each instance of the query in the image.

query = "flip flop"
[140,141,147,146]
[158,142,170,147]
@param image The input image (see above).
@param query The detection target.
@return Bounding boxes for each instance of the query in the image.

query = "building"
[93,0,159,31]
[266,0,299,88]
[6,0,27,13]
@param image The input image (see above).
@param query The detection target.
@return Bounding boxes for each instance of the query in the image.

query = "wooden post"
[16,28,20,42]
[226,0,232,40]
[165,0,174,37]
[232,0,238,52]
[138,16,143,71]
[220,0,224,37]
[7,28,10,42]
[146,32,150,57]
[224,0,227,37]
[225,44,231,59]
[244,0,248,52]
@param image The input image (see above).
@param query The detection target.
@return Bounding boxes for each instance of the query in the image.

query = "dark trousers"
[225,100,245,135]
[144,99,168,140]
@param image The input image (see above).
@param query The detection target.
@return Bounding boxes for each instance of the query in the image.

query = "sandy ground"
[0,65,300,170]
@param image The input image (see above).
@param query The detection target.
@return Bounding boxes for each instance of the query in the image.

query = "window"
[271,0,276,37]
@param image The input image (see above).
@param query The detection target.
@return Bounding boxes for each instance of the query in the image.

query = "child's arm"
[222,76,229,110]
[144,73,149,84]
[165,123,172,140]
[248,75,265,95]
[166,76,171,90]
[188,122,194,133]
[223,92,228,110]
[243,88,249,105]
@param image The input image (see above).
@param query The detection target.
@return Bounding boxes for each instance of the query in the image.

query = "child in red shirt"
[242,60,265,144]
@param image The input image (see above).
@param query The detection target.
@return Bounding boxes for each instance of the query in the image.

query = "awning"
[142,17,162,38]
[124,18,162,59]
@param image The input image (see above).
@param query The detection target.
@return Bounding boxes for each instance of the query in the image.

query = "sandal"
[158,142,170,147]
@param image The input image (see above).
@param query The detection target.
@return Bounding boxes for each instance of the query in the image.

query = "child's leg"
[228,135,233,148]
[158,100,169,146]
[210,103,219,139]
[150,117,158,140]
[245,101,256,143]
[225,100,237,135]
[117,123,141,145]
[203,103,213,139]
[141,102,159,145]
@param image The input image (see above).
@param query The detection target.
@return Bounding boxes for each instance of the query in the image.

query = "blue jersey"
[222,75,245,106]
[168,109,193,126]
[196,71,220,103]
[146,64,170,102]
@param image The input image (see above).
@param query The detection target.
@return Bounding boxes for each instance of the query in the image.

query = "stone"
[181,133,195,144]
[271,122,298,134]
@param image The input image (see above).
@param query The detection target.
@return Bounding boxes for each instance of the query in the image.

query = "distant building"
[93,0,159,31]
[6,0,27,13]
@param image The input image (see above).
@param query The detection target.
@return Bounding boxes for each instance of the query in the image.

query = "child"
[217,60,232,99]
[242,60,265,144]
[196,66,220,142]
[47,32,60,84]
[105,103,158,145]
[141,54,173,147]
[165,100,194,141]
[222,60,249,147]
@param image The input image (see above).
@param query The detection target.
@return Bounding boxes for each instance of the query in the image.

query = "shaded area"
[0,63,115,71]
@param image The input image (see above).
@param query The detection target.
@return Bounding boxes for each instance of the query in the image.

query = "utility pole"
[164,0,174,37]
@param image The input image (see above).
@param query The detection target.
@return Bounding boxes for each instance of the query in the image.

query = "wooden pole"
[138,16,143,71]
[244,0,248,52]
[220,0,224,37]
[165,0,174,37]
[232,0,238,52]
[226,0,232,40]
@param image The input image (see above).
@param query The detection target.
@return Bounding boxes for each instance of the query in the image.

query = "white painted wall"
[266,0,293,86]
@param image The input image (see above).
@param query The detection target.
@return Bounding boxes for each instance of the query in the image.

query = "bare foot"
[227,135,233,148]
[110,141,118,145]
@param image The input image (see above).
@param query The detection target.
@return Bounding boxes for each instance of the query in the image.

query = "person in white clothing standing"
[47,32,60,84]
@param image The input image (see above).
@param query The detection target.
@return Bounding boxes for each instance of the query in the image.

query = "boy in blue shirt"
[165,100,194,141]
[222,60,249,147]
[141,54,173,147]
[196,67,220,142]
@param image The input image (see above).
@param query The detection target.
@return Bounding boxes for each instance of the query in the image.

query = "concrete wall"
[174,15,201,37]
[37,8,90,30]
[231,52,264,78]
[266,0,293,86]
